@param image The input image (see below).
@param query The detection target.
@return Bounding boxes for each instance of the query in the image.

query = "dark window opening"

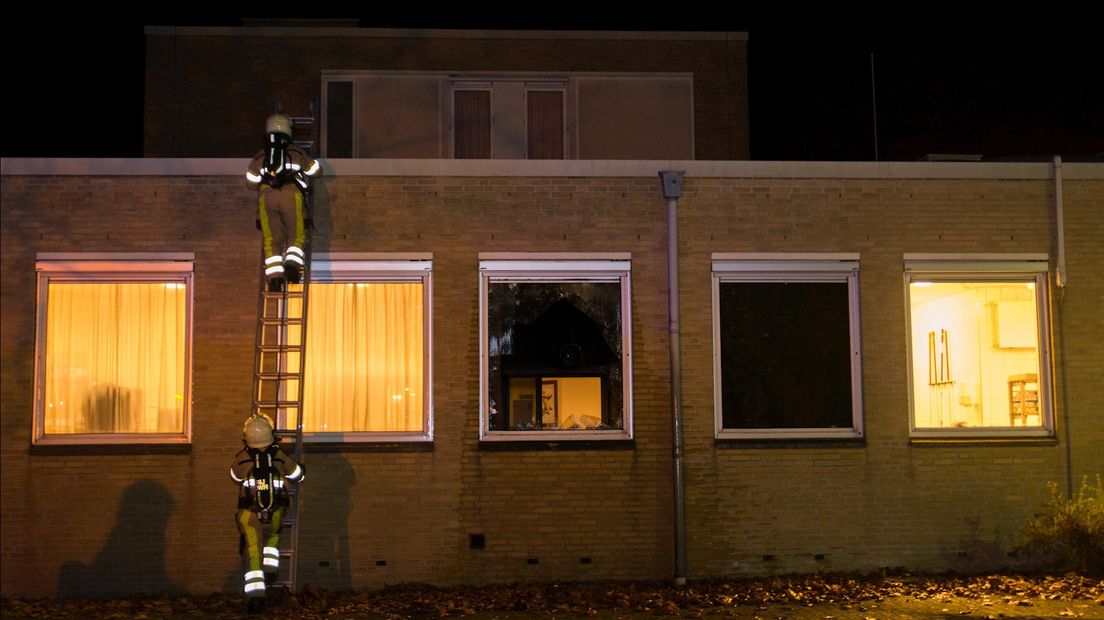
[718,282,853,429]
[326,81,354,158]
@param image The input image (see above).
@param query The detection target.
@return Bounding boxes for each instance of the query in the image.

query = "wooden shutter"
[453,90,491,159]
[527,90,564,159]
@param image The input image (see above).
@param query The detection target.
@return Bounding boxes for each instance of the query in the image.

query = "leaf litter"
[2,572,1101,619]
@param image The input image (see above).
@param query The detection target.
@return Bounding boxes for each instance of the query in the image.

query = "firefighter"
[230,412,305,612]
[245,113,321,292]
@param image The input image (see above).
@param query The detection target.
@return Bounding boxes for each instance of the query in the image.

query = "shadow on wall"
[298,451,354,590]
[58,480,182,598]
[83,383,140,433]
[307,175,332,255]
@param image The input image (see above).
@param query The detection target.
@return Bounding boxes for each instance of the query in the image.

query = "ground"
[3,573,1102,619]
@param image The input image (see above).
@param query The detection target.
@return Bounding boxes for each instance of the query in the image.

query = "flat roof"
[4,158,1102,180]
[143,25,748,42]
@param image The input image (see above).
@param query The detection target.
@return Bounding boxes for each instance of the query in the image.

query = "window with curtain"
[34,255,193,445]
[479,255,633,441]
[712,254,864,439]
[302,257,432,441]
[905,256,1053,438]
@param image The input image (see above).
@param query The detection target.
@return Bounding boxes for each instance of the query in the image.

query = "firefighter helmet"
[265,113,293,139]
[243,412,275,449]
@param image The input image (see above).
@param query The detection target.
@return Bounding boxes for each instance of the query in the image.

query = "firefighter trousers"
[236,508,284,599]
[257,186,306,276]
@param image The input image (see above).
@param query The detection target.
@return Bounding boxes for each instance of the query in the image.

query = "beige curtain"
[44,282,186,434]
[304,282,424,432]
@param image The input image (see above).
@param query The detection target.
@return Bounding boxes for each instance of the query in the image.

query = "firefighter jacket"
[229,444,305,514]
[245,145,320,194]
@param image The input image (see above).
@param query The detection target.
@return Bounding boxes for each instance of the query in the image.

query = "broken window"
[480,257,632,440]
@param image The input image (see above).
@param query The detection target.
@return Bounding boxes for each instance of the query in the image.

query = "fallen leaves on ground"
[2,572,1101,619]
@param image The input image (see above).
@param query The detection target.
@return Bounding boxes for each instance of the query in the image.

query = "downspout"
[659,170,687,585]
[1053,156,1073,498]
[1054,156,1067,288]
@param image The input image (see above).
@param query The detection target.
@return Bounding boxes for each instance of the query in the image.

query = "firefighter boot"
[267,276,285,293]
[284,261,302,284]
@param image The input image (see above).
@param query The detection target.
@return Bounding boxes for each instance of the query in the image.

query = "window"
[33,254,193,445]
[905,255,1052,437]
[480,255,632,440]
[712,254,863,439]
[451,82,566,160]
[453,89,492,159]
[321,71,692,159]
[301,255,432,441]
[527,89,565,159]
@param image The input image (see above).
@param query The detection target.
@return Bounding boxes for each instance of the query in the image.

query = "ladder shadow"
[298,451,354,591]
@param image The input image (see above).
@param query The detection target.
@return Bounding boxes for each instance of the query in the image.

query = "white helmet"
[243,412,275,449]
[265,113,293,139]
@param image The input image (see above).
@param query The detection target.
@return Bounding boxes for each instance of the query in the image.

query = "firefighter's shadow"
[58,479,182,597]
[307,174,333,254]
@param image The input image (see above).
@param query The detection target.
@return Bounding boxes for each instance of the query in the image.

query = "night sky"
[4,10,1100,161]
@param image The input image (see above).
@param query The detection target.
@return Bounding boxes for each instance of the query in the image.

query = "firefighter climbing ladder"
[250,255,310,592]
[249,102,318,592]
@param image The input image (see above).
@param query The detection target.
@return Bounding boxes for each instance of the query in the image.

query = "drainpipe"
[1053,156,1073,497]
[659,170,687,585]
[1053,156,1067,289]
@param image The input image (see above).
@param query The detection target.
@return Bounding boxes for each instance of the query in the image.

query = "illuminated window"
[712,255,863,439]
[480,255,632,440]
[302,256,432,441]
[33,254,193,445]
[905,256,1052,437]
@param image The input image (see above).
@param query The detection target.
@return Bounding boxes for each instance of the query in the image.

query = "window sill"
[716,428,863,442]
[479,438,635,452]
[303,441,434,453]
[30,442,192,456]
[715,437,866,449]
[909,436,1059,447]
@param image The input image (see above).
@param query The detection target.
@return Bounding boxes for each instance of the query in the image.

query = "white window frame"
[479,253,633,441]
[33,253,195,445]
[904,254,1054,439]
[712,253,864,440]
[304,253,434,443]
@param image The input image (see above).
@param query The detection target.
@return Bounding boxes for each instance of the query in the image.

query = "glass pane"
[303,282,424,433]
[909,281,1041,428]
[326,80,354,158]
[487,282,622,431]
[43,282,187,434]
[718,282,853,429]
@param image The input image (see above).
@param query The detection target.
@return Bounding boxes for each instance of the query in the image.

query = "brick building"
[1,26,1102,598]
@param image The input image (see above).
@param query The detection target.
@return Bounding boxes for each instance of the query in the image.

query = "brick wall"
[678,176,1104,576]
[2,163,1100,597]
[143,28,749,161]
